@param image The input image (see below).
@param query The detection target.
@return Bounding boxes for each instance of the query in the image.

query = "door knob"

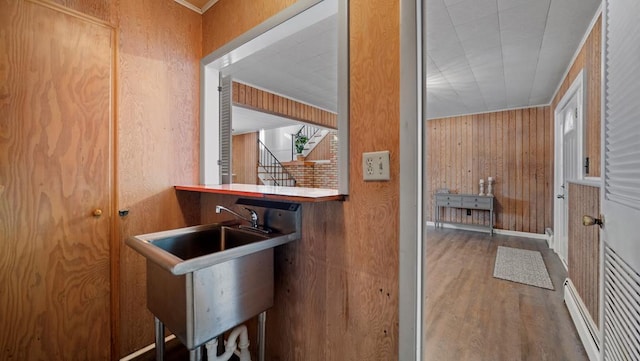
[557,194,565,199]
[93,209,103,217]
[582,215,603,228]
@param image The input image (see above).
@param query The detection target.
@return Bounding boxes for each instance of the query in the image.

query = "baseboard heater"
[564,278,601,361]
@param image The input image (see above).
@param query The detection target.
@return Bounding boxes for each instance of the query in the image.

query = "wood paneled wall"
[202,0,297,56]
[17,0,203,356]
[232,132,258,184]
[0,1,113,359]
[305,131,333,161]
[552,16,601,177]
[48,0,114,23]
[233,82,338,129]
[568,182,600,327]
[115,0,202,356]
[427,107,553,234]
[202,0,400,359]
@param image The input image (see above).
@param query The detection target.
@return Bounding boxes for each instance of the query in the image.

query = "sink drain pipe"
[205,325,251,361]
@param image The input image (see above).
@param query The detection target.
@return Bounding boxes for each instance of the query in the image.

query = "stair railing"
[258,139,296,187]
[291,125,323,159]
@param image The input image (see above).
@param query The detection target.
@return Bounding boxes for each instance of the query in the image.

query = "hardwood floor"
[424,228,588,361]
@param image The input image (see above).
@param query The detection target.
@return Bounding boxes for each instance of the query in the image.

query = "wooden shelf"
[175,184,346,202]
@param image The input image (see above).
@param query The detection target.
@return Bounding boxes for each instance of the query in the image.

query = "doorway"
[0,1,114,359]
[554,70,585,266]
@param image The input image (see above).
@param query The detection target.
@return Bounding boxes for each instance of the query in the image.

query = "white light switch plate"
[363,151,390,181]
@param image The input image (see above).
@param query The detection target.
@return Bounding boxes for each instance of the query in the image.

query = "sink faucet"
[215,205,259,228]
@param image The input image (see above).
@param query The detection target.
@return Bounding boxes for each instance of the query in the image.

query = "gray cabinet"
[434,193,495,235]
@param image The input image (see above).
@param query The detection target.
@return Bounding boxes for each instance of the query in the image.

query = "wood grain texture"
[425,228,588,360]
[233,82,338,129]
[116,0,202,356]
[567,183,600,327]
[305,131,332,161]
[0,1,113,359]
[427,107,552,234]
[184,0,210,9]
[232,132,258,184]
[202,0,297,56]
[201,0,400,359]
[552,16,601,178]
[44,0,114,23]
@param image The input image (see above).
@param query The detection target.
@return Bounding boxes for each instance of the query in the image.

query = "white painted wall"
[261,125,300,162]
[200,65,220,185]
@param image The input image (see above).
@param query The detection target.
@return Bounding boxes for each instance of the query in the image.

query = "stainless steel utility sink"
[151,225,268,260]
[125,198,301,354]
[128,222,300,276]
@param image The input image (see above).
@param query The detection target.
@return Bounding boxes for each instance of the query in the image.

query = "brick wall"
[282,131,338,189]
[284,162,315,187]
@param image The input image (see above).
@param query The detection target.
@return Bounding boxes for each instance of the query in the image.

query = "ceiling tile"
[219,0,601,121]
[446,0,499,26]
[454,13,500,42]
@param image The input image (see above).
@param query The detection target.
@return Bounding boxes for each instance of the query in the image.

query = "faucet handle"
[244,207,259,227]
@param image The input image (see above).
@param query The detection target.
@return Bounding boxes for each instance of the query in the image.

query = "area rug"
[493,246,554,290]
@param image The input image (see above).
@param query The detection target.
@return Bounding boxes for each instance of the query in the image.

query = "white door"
[555,73,584,265]
[601,0,640,359]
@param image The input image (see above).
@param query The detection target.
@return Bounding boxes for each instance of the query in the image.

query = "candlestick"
[479,179,485,196]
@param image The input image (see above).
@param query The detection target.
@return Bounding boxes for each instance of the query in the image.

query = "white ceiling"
[220,10,338,113]
[426,0,601,119]
[232,106,301,135]
[205,0,601,123]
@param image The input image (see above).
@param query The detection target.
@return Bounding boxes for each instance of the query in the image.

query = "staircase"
[293,125,329,159]
[257,140,296,186]
[302,129,329,157]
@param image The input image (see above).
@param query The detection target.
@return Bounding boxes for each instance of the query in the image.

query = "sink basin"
[150,225,268,262]
[125,198,301,351]
[127,222,299,275]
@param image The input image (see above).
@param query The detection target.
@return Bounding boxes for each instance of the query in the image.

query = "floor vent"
[603,245,640,361]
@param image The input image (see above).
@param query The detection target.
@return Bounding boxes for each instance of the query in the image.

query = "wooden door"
[232,132,259,185]
[0,1,113,359]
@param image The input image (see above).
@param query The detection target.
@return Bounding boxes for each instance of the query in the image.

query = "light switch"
[363,151,390,181]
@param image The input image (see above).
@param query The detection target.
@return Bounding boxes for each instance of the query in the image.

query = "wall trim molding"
[27,0,114,28]
[426,104,548,121]
[426,222,548,240]
[173,0,220,14]
[173,0,202,14]
[118,335,176,361]
[564,279,601,361]
[201,0,220,13]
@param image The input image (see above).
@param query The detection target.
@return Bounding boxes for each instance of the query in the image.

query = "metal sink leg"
[258,311,266,361]
[189,346,202,361]
[155,317,165,361]
[155,316,202,361]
